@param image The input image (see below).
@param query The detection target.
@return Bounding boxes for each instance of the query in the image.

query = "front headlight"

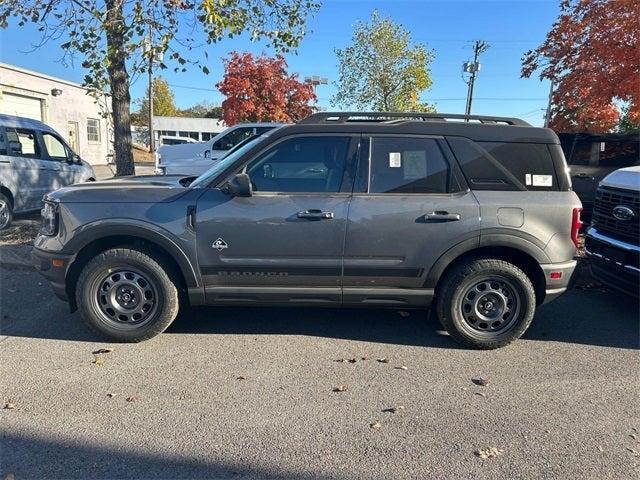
[40,201,58,236]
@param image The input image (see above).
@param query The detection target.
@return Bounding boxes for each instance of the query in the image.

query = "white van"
[155,122,281,175]
[0,114,96,229]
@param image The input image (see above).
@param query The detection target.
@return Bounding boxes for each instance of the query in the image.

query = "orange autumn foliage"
[217,52,316,126]
[522,0,640,132]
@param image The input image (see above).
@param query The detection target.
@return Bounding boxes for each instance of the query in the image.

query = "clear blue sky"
[0,0,559,126]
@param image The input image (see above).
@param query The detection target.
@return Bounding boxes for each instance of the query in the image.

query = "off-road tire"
[436,258,536,349]
[76,248,180,342]
[0,192,13,230]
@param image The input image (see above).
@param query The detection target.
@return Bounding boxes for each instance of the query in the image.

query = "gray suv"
[33,112,582,349]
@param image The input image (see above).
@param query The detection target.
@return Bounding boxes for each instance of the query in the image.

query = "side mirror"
[204,150,210,158]
[224,173,252,197]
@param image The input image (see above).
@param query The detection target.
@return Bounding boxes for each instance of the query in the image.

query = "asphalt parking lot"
[1,225,639,479]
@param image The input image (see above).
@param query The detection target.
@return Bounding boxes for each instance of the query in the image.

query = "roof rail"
[298,111,531,126]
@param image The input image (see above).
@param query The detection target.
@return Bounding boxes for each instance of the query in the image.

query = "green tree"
[131,77,178,126]
[0,1,319,175]
[333,11,435,112]
[178,101,222,119]
[618,105,640,134]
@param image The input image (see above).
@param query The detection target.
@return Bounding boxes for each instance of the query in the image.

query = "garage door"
[1,92,43,121]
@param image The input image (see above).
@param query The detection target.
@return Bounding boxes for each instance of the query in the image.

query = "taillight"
[571,207,583,249]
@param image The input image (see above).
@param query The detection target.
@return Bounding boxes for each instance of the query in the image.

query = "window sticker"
[389,152,401,168]
[403,150,427,179]
[532,174,553,187]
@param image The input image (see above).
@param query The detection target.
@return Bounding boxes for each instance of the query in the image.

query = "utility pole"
[463,40,489,116]
[544,79,554,128]
[147,27,155,155]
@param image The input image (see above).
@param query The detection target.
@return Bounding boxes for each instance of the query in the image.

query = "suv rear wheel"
[76,248,180,342]
[436,258,536,349]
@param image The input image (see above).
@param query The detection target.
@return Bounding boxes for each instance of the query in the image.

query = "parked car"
[154,134,269,177]
[33,112,581,349]
[158,135,198,146]
[560,132,640,223]
[584,166,639,296]
[0,114,95,230]
[155,123,281,174]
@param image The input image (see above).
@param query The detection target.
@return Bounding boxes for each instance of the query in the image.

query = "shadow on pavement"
[2,265,638,349]
[0,431,331,480]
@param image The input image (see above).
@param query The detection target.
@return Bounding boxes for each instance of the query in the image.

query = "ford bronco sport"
[33,112,582,349]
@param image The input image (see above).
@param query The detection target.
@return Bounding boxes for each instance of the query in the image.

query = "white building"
[0,62,112,165]
[153,116,226,143]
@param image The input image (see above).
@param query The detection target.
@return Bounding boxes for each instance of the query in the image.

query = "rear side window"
[5,128,41,158]
[369,137,451,194]
[448,137,560,191]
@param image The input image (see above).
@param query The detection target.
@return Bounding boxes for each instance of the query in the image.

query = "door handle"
[424,211,461,222]
[297,209,334,220]
[573,173,594,180]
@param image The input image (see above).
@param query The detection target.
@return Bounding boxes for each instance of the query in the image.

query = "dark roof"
[274,112,559,144]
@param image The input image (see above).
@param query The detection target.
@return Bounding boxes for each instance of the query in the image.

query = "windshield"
[190,135,265,188]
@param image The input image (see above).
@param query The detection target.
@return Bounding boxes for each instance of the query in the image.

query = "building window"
[87,118,101,143]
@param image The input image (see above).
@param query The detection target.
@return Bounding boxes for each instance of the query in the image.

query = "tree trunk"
[105,0,135,176]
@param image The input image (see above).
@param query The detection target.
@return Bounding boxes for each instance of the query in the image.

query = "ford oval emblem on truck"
[612,205,635,221]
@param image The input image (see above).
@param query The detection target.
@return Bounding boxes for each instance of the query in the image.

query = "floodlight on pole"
[462,40,490,117]
[304,75,328,110]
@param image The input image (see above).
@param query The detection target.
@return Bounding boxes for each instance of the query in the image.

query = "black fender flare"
[425,232,551,289]
[62,220,200,288]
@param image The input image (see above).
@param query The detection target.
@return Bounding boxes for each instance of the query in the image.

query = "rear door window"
[368,137,452,194]
[5,128,41,158]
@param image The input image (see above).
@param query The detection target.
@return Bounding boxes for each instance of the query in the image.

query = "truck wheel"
[76,248,180,342]
[0,193,13,230]
[436,258,536,349]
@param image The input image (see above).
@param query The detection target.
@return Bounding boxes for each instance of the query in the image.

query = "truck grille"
[592,186,640,243]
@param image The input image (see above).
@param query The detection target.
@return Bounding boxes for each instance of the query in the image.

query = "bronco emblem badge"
[212,238,228,251]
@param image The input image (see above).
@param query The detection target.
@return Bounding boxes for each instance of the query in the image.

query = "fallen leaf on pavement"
[3,401,15,410]
[382,406,404,413]
[347,358,357,363]
[92,348,114,354]
[474,447,504,459]
[92,356,105,366]
[361,356,368,361]
[126,396,137,403]
[334,358,347,363]
[106,393,116,398]
[626,447,638,455]
[333,384,348,392]
[474,392,486,397]
[395,365,408,370]
[472,377,490,386]
[377,358,389,363]
[370,421,382,429]
[597,445,604,452]
[236,376,246,380]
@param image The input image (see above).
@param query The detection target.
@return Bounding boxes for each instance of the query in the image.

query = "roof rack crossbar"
[299,111,531,126]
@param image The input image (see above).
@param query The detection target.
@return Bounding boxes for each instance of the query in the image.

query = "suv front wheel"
[436,258,536,349]
[76,248,180,342]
